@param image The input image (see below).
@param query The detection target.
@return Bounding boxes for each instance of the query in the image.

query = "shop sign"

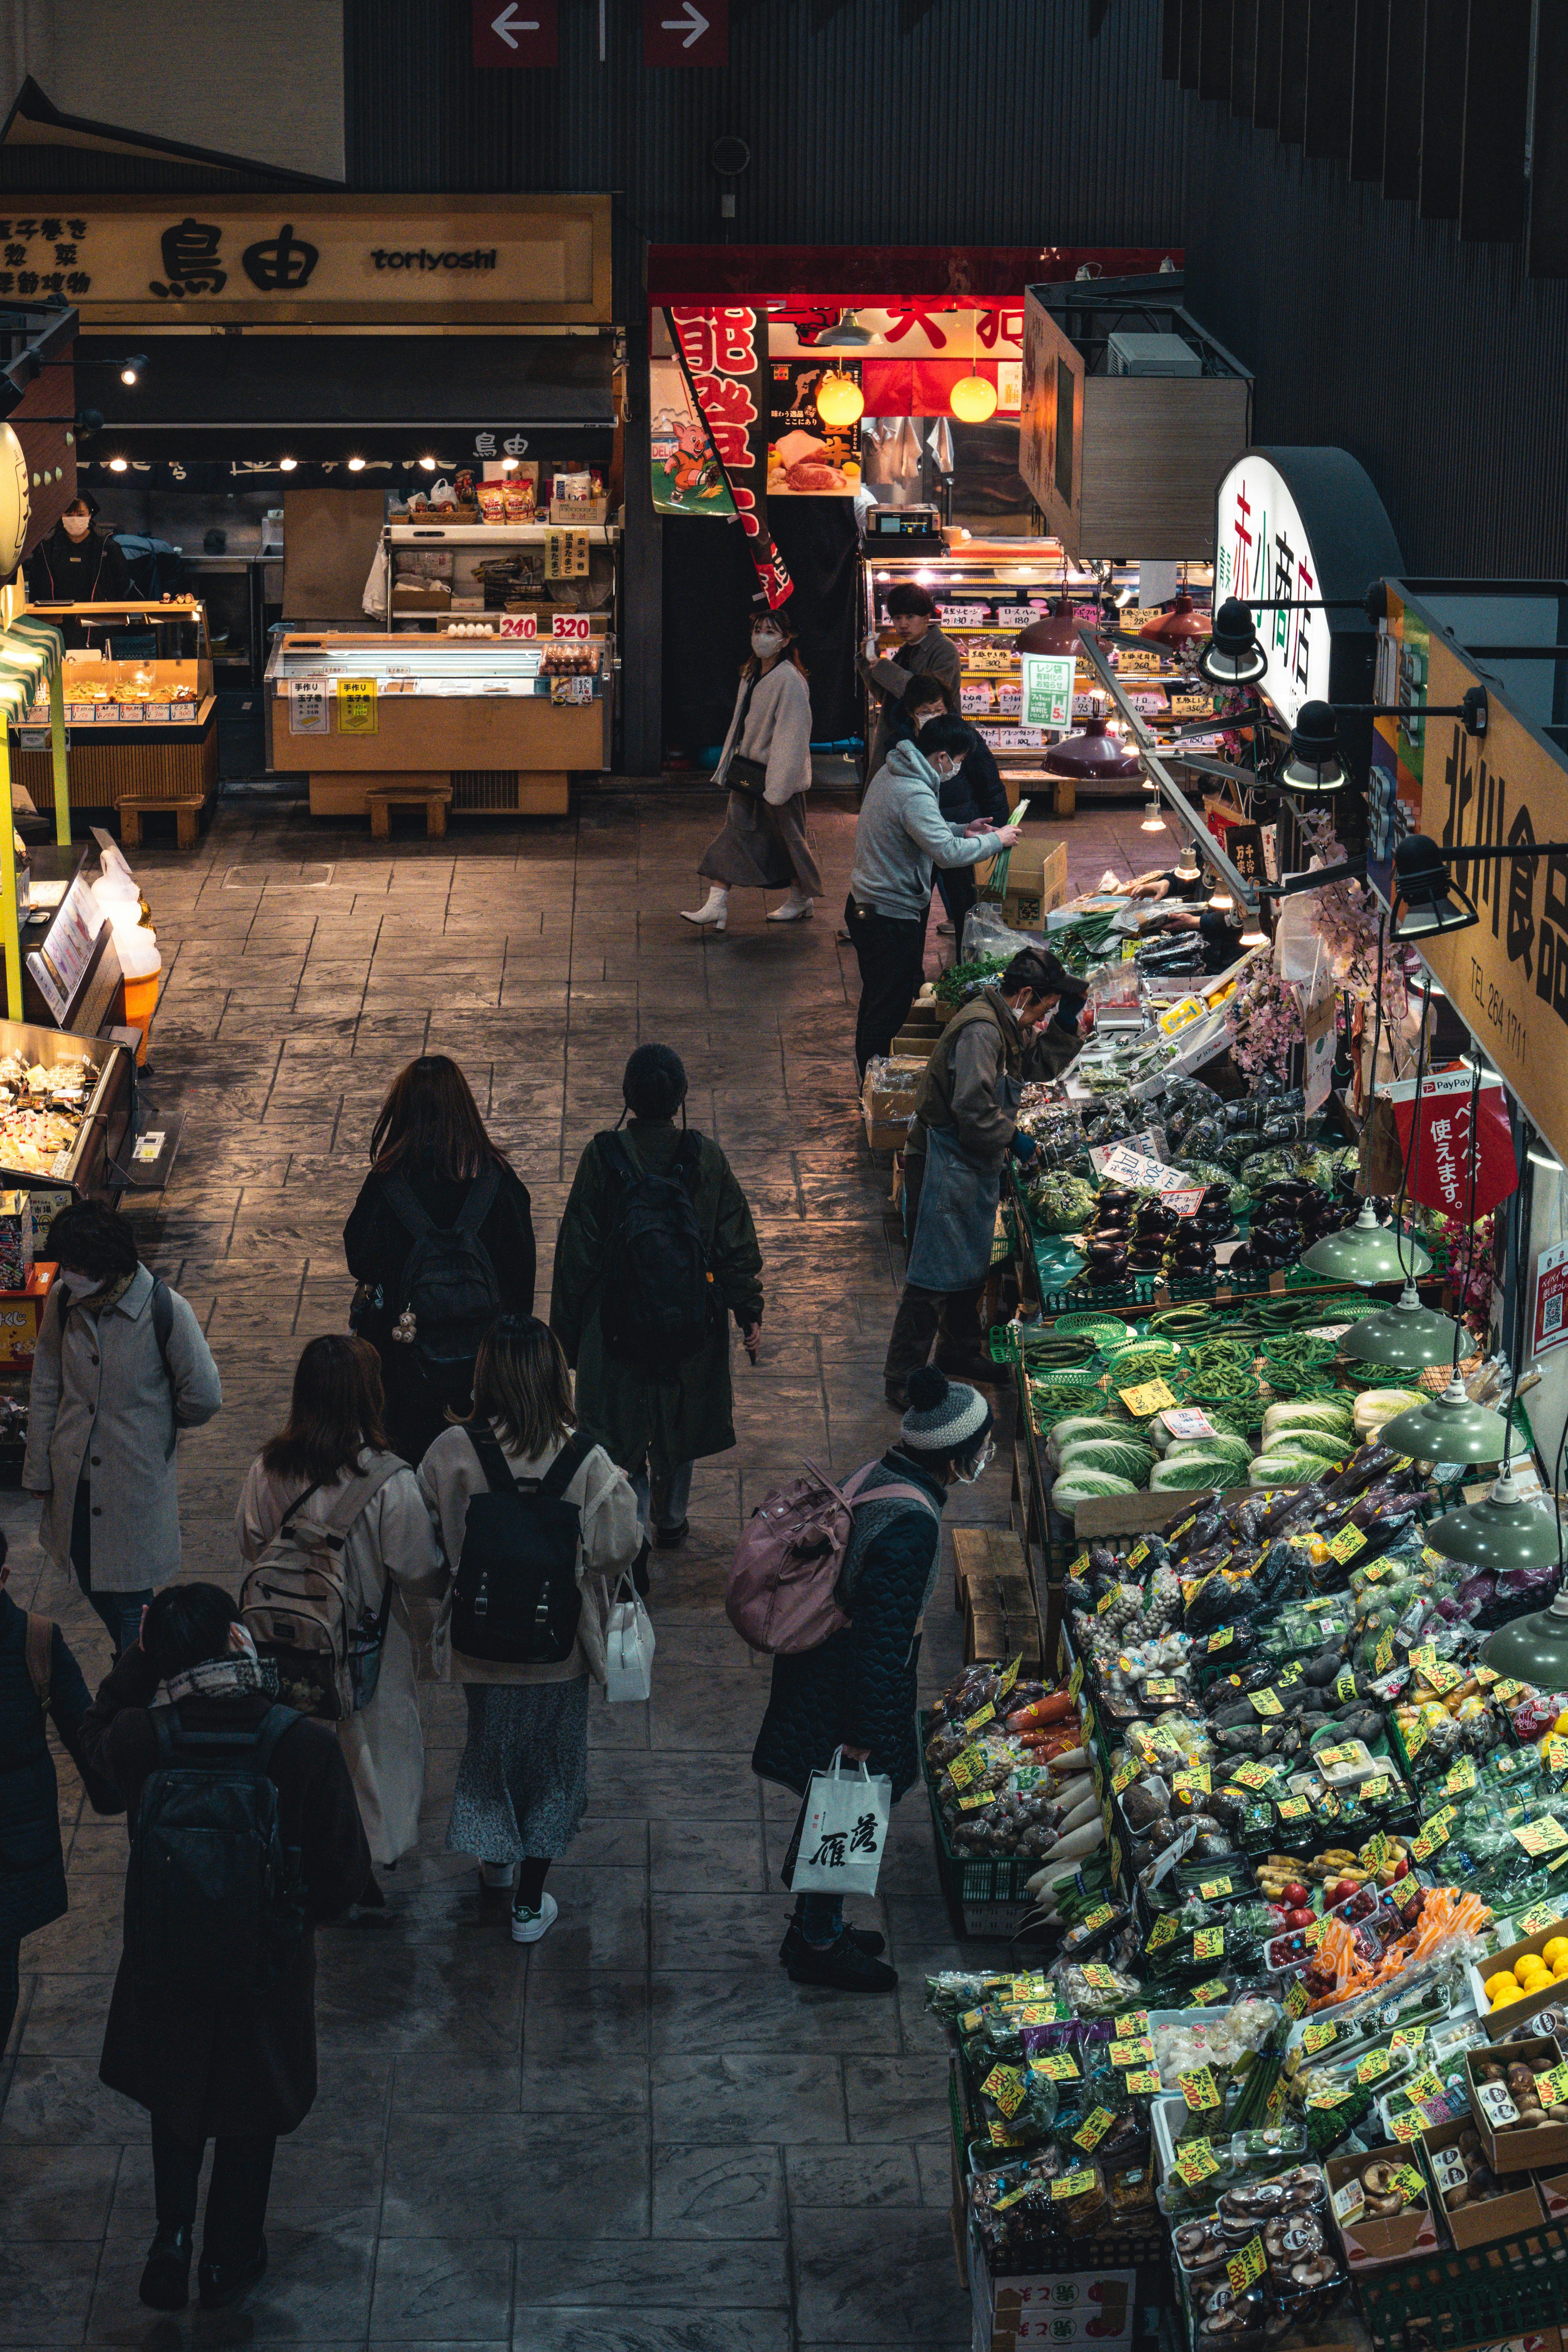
[767,361,861,495]
[12,195,610,323]
[1371,586,1568,1168]
[1020,653,1074,730]
[1212,455,1330,727]
[1534,1239,1568,1359]
[650,354,739,519]
[1383,1065,1518,1219]
[666,307,792,608]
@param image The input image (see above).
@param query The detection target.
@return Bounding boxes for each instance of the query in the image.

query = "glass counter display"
[11,600,217,841]
[263,627,614,820]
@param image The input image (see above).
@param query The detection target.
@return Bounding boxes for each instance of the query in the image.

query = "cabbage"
[1275,1428,1351,1464]
[1149,1455,1242,1491]
[1260,1400,1354,1442]
[1050,1471,1140,1516]
[1164,1431,1252,1471]
[1247,1452,1324,1486]
[1057,1438,1156,1485]
[1046,1412,1119,1466]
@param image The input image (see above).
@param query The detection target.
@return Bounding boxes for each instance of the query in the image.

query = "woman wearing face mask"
[683,606,820,933]
[26,492,133,639]
[751,1365,994,1994]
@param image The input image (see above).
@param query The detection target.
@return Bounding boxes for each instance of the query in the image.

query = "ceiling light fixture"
[1042,717,1140,780]
[419,455,437,472]
[815,366,865,428]
[1339,1281,1463,1369]
[1428,1463,1562,1577]
[1015,595,1082,656]
[831,308,874,346]
[1283,699,1345,794]
[1196,597,1268,686]
[118,354,147,388]
[950,307,998,423]
[1298,1198,1434,1286]
[107,456,127,472]
[347,456,366,472]
[1391,833,1481,941]
[1139,591,1210,650]
[1140,796,1167,833]
[1378,1376,1510,1464]
[278,456,297,472]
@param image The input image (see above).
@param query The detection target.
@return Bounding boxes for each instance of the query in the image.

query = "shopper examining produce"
[24,1199,223,1659]
[344,1054,536,1463]
[550,1042,763,1550]
[419,1314,640,1944]
[80,1581,371,2316]
[683,604,820,932]
[847,713,1019,1077]
[858,580,963,777]
[236,1335,444,1881]
[884,947,1074,1408]
[752,1365,991,1992]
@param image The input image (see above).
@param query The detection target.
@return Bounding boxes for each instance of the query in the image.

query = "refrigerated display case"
[11,599,216,834]
[0,1016,135,1199]
[265,624,614,820]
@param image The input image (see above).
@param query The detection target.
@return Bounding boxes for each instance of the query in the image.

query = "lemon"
[1544,1938,1568,1967]
[1485,1971,1519,2005]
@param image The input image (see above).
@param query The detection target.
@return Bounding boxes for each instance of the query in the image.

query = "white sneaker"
[510,1890,558,1944]
[680,887,728,931]
[480,1860,517,1891]
[766,891,813,923]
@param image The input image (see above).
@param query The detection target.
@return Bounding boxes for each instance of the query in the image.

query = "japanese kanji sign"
[1212,455,1331,727]
[666,305,793,608]
[1384,1065,1518,1220]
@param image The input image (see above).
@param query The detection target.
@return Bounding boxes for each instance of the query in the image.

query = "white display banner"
[1213,454,1332,727]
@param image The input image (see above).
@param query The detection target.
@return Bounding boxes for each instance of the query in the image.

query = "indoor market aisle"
[0,787,1154,2352]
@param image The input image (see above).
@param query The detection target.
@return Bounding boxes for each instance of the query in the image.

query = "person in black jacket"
[25,492,133,641]
[752,1366,993,1993]
[80,1582,371,2314]
[884,680,1011,946]
[343,1054,535,1463]
[0,1530,122,2052]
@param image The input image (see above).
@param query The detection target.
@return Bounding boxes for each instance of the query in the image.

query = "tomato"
[1280,1882,1310,1909]
[1326,1878,1357,1908]
[1283,1907,1315,1931]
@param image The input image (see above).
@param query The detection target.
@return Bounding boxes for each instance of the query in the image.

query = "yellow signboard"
[336,678,378,736]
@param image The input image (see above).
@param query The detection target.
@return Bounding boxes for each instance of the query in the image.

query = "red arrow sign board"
[644,0,727,65]
[473,0,559,65]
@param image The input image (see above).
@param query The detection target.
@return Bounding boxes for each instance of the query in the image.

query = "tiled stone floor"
[0,784,1152,2351]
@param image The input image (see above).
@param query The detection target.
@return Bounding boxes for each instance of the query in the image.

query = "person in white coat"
[419,1314,642,1947]
[683,606,821,933]
[236,1335,443,1878]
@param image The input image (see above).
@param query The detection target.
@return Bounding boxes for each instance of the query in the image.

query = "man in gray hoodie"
[846,714,1018,1076]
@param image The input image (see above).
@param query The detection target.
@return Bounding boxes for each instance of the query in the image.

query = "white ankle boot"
[680,886,728,931]
[766,888,813,923]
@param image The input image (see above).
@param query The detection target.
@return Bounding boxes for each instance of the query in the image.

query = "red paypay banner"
[1384,1067,1518,1219]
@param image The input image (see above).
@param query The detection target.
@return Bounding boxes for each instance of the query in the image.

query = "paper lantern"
[815,368,864,428]
[0,426,31,580]
[950,372,998,423]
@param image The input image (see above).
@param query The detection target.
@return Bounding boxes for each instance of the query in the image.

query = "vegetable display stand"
[1351,2220,1568,2350]
[919,1714,1060,1940]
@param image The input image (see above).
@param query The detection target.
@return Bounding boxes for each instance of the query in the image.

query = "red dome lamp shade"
[1043,717,1141,780]
[1140,592,1210,650]
[1014,596,1082,656]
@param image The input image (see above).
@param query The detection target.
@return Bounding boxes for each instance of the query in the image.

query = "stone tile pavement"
[0,785,1152,2350]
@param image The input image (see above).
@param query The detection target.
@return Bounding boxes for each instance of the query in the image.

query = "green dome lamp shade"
[1340,1282,1463,1368]
[1196,598,1268,687]
[1377,1376,1510,1464]
[1298,1200,1433,1286]
[1482,1586,1568,1686]
[1283,701,1345,796]
[1390,834,1480,942]
[1430,1464,1562,1577]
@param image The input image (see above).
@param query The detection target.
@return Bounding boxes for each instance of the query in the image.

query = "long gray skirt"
[698,791,823,895]
[445,1678,589,1861]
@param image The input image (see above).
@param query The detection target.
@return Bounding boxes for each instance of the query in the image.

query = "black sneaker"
[198,2238,268,2310]
[653,1520,689,1550]
[785,1929,898,1993]
[778,1919,887,1965]
[139,2223,192,2311]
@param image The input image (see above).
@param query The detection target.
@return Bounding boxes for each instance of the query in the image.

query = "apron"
[906,1115,1009,1292]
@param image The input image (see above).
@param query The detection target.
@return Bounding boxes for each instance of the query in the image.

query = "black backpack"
[381,1165,503,1384]
[596,1131,717,1379]
[449,1427,596,1666]
[124,1704,307,2001]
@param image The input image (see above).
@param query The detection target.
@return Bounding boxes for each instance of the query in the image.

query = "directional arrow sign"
[644,0,727,65]
[473,0,558,65]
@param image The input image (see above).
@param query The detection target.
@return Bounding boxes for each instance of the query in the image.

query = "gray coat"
[22,1265,222,1590]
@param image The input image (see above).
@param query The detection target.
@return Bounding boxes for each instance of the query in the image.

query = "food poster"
[767,360,862,494]
[649,354,739,518]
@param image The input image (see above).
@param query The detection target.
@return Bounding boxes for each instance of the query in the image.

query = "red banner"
[1386,1067,1518,1220]
[668,304,792,608]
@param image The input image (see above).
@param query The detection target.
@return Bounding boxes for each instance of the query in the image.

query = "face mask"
[751,630,783,655]
[951,1435,996,1486]
[62,514,91,541]
[64,1273,105,1299]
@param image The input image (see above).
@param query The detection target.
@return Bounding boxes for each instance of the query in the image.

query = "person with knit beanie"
[751,1365,995,1993]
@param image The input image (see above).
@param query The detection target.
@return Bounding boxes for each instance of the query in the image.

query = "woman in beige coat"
[419,1313,642,1945]
[682,607,820,933]
[236,1336,443,1875]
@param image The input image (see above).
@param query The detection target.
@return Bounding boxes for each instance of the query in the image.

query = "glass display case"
[264,626,614,820]
[11,599,217,833]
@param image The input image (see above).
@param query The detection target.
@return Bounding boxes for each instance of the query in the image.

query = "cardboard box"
[1536,2165,1568,2220]
[390,579,452,612]
[980,2264,1137,2350]
[1418,2113,1545,2248]
[1325,2145,1440,2270]
[1466,2038,1568,2175]
[978,836,1070,931]
[1469,1920,1568,2038]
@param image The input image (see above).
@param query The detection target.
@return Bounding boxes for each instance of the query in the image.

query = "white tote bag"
[601,1574,655,1704]
[787,1748,891,1896]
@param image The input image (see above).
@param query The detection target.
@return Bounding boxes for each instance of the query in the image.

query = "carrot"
[1007,1691,1074,1732]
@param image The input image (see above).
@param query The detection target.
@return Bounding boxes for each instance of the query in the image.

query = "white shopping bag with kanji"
[786,1749,891,1895]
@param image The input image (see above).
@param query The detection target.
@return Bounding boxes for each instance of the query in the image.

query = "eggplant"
[1302,1644,1346,1687]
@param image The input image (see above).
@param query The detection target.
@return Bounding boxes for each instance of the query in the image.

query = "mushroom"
[1443,2182,1470,2211]
[1507,2063,1537,2099]
[1360,2161,1401,2199]
[1287,2254,1339,2290]
[1278,2216,1325,2257]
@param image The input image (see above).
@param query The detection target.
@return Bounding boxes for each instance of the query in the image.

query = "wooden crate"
[951,1526,1043,1673]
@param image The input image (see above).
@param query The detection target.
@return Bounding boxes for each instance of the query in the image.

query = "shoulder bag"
[720,673,768,802]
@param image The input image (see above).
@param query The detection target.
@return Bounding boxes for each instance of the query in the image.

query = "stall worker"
[858,582,963,777]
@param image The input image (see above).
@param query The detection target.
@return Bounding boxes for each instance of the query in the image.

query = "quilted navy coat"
[0,1589,121,1945]
[751,1452,947,1810]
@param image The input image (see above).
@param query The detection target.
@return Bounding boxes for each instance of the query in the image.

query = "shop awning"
[0,615,64,714]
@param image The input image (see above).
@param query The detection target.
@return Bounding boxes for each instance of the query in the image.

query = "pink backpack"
[724,1459,939,1655]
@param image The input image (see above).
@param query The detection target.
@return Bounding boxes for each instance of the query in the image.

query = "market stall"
[10,597,215,844]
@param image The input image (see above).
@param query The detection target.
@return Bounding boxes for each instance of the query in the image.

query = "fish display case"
[0,1017,135,1201]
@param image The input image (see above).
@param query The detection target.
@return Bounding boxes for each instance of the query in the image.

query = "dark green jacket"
[550,1121,764,1478]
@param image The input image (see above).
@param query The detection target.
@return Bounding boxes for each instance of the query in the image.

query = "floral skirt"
[445,1678,589,1861]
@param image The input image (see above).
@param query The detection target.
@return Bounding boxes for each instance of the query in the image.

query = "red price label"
[551,612,592,639]
[498,612,537,639]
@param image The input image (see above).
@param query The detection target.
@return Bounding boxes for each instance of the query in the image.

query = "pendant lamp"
[1481,1583,1568,1685]
[830,309,874,346]
[1298,1199,1433,1285]
[1197,597,1267,687]
[815,367,864,428]
[1376,1375,1510,1464]
[1283,701,1345,795]
[1339,1282,1463,1368]
[1042,717,1141,781]
[1015,596,1082,656]
[1140,593,1210,651]
[950,310,998,422]
[1428,1464,1562,1577]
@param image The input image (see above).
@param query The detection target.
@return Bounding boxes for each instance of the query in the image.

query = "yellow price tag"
[1231,1760,1276,1789]
[1179,2066,1223,2111]
[1125,2067,1162,2093]
[1030,2051,1081,2082]
[1209,1626,1234,1651]
[1111,2037,1156,2064]
[1119,1376,1177,1415]
[948,1747,983,1788]
[957,1788,992,1811]
[1189,1978,1230,2005]
[1174,1767,1212,1796]
[1080,1904,1116,1933]
[1389,2109,1425,2143]
[336,676,379,735]
[1051,2168,1097,2201]
[1113,2011,1150,2036]
[1327,1523,1365,1563]
[1074,2106,1115,2152]
[1068,1661,1084,1699]
[1096,1586,1122,1616]
[1193,1926,1225,1961]
[1359,1557,1399,1584]
[1128,1541,1149,1570]
[1277,1798,1312,1822]
[1514,1817,1568,1857]
[1147,1913,1181,1951]
[1442,1760,1478,1796]
[1283,1978,1309,2018]
[1173,2138,1219,2187]
[1357,2047,1395,2085]
[1302,2019,1338,2054]
[1198,1878,1233,1902]
[1374,1630,1395,1673]
[1226,2235,1266,2294]
[1250,1688,1284,1717]
[1111,1758,1139,1793]
[998,1656,1022,1697]
[967,1702,996,1730]
[1409,1644,1438,1675]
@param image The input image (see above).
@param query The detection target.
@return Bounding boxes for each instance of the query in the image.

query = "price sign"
[1283,1978,1309,2018]
[1409,1818,1446,1860]
[1360,1557,1399,1584]
[551,611,592,639]
[967,1702,996,1731]
[1111,1758,1140,1793]
[981,2065,1028,2118]
[1163,1408,1218,1442]
[1114,2010,1150,2036]
[1127,1540,1150,1570]
[1403,1714,1428,1757]
[1173,1768,1212,1797]
[1494,1678,1525,1703]
[1147,1913,1181,1951]
[1374,1631,1395,1673]
[1277,1798,1312,1822]
[1364,1831,1390,1869]
[1051,2167,1097,2201]
[1030,2050,1081,2081]
[1304,1918,1328,1948]
[497,612,537,638]
[1513,1817,1568,1857]
[1074,2106,1115,2152]
[1226,2236,1266,2294]
[999,1655,1022,1697]
[1302,2019,1339,2054]
[958,1788,992,1811]
[1193,1926,1225,1961]
[1442,1759,1479,1796]
[1306,2082,1353,2109]
[1408,1645,1438,1675]
[1173,2138,1219,2188]
[1124,2067,1162,2094]
[1396,2068,1445,2107]
[1189,1977,1230,2005]
[1179,2066,1223,2111]
[1068,1662,1084,1699]
[1317,1744,1359,1771]
[1198,1878,1233,1902]
[1119,1376,1178,1416]
[1326,1523,1365,1562]
[1080,1904,1117,1933]
[1081,1964,1120,1992]
[990,2177,1039,2212]
[1249,1688,1284,1717]
[948,1748,982,1788]
[1519,1906,1567,1937]
[1145,1677,1181,1701]
[1357,2047,1395,2085]
[1207,1627,1234,1653]
[1428,1661,1465,1695]
[1096,1586,1123,1616]
[1389,2109,1425,2143]
[336,676,379,735]
[1111,2036,1156,2064]
[1360,1779,1394,1804]
[1390,2164,1428,2203]
[1232,1760,1276,1790]
[1546,1739,1568,1774]
[1538,2062,1568,2105]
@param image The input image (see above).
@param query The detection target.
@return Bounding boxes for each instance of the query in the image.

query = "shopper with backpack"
[750,1366,993,1993]
[419,1314,641,1944]
[344,1054,535,1463]
[80,1582,371,2314]
[23,1200,223,1659]
[550,1044,763,1549]
[236,1335,444,1875]
[0,1527,122,2053]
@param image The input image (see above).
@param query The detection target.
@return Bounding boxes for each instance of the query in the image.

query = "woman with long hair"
[343,1054,536,1462]
[419,1315,642,1946]
[236,1336,443,1876]
[682,604,821,933]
